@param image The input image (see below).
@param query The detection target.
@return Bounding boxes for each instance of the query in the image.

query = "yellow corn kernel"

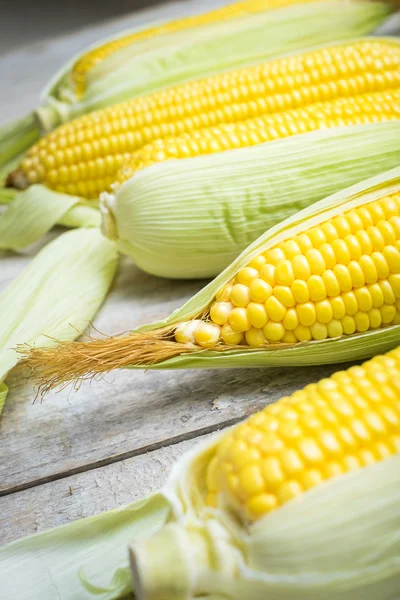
[10,40,400,199]
[229,308,251,332]
[245,328,267,347]
[210,301,234,326]
[237,266,259,286]
[231,284,251,307]
[206,346,400,521]
[221,323,244,345]
[247,303,268,329]
[263,322,285,341]
[249,278,273,303]
[175,319,203,344]
[194,322,221,348]
[180,192,400,348]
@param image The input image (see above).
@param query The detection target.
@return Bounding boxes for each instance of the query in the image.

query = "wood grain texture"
[0,435,209,544]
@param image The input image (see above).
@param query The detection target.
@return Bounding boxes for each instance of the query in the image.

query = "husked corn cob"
[72,0,324,97]
[206,345,400,521]
[176,192,400,347]
[116,89,400,182]
[8,39,400,200]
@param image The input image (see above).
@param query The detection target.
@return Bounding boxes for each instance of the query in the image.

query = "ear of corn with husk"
[9,37,400,200]
[2,35,400,251]
[1,0,390,195]
[102,123,400,279]
[22,167,400,390]
[2,346,400,599]
[0,228,118,414]
[130,346,400,600]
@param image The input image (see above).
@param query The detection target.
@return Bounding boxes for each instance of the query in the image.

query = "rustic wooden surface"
[1,1,399,547]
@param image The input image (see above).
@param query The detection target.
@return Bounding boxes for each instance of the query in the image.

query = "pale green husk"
[130,167,400,369]
[0,113,40,187]
[130,441,400,600]
[0,186,100,250]
[104,122,400,279]
[0,228,118,412]
[37,1,393,127]
[0,493,169,599]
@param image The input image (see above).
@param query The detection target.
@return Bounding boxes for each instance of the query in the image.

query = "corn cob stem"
[7,39,400,199]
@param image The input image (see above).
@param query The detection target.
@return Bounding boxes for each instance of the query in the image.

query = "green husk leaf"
[0,493,170,599]
[38,1,392,125]
[108,122,400,279]
[0,188,17,205]
[0,227,118,411]
[0,113,40,183]
[0,186,100,250]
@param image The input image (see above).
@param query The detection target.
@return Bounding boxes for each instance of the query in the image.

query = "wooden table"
[1,1,399,547]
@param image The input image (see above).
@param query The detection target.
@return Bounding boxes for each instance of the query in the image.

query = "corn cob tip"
[5,169,29,190]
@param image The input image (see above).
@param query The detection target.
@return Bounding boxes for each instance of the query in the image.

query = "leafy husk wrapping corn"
[0,228,118,414]
[2,35,400,251]
[22,167,400,391]
[1,0,389,201]
[2,346,400,599]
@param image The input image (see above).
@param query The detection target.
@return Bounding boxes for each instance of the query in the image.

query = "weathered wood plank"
[0,258,346,493]
[0,435,209,545]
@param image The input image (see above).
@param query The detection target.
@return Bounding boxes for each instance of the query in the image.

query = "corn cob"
[8,38,400,200]
[22,168,400,390]
[178,190,400,347]
[72,0,325,97]
[206,346,400,520]
[116,88,400,183]
[130,347,400,600]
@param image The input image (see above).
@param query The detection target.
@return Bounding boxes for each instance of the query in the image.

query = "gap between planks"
[0,416,241,497]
